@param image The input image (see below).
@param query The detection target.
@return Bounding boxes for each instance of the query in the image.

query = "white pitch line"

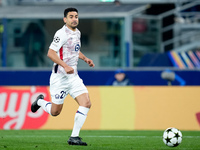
[2,135,200,138]
[86,136,148,138]
[86,136,200,138]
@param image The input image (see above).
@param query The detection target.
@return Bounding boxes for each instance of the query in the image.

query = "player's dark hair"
[64,8,78,17]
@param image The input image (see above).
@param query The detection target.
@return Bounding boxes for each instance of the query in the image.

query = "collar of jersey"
[64,25,77,34]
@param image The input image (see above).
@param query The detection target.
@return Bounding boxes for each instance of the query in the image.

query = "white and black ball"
[163,127,182,147]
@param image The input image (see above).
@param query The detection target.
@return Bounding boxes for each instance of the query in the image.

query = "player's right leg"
[51,103,63,116]
[31,73,68,116]
[31,94,44,113]
[31,94,52,115]
[31,94,64,116]
[31,74,67,116]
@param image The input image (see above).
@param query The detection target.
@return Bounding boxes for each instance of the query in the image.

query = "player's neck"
[66,25,76,32]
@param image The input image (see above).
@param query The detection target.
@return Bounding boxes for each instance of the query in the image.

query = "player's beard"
[71,22,78,29]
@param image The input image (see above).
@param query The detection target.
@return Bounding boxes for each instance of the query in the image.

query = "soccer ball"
[163,127,182,147]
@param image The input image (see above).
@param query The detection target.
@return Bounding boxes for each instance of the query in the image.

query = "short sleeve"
[49,30,66,52]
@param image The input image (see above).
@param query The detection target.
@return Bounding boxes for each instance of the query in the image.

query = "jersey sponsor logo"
[75,44,80,52]
[53,36,60,43]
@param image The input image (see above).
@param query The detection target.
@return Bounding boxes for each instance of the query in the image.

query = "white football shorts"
[50,73,88,104]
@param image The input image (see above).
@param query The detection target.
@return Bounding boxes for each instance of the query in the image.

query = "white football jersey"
[49,25,81,74]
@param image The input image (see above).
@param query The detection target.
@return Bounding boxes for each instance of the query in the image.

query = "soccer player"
[31,7,95,146]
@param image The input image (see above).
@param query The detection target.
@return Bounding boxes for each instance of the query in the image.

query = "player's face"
[64,11,79,31]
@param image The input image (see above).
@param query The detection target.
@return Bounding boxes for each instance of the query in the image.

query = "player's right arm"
[47,49,74,74]
[48,30,74,74]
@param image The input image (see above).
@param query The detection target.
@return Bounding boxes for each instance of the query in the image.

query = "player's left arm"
[79,51,95,67]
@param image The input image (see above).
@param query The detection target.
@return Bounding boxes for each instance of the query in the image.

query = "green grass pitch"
[0,130,200,150]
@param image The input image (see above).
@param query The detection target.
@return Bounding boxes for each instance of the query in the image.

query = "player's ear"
[63,17,67,23]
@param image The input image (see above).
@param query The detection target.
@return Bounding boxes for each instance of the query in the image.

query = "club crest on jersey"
[75,44,80,52]
[54,36,60,43]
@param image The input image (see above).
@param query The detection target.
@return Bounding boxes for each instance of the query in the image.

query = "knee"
[80,100,91,108]
[51,110,61,116]
[85,101,91,108]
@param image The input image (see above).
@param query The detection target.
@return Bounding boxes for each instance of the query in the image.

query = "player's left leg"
[71,93,91,136]
[67,75,91,146]
[68,93,91,146]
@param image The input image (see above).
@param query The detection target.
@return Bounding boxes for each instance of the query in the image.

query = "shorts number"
[60,91,66,99]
